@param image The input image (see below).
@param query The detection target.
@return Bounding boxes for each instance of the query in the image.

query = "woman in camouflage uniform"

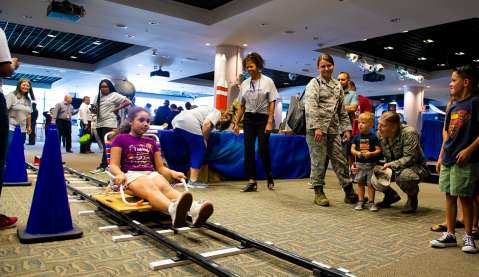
[376,112,430,213]
[304,54,358,206]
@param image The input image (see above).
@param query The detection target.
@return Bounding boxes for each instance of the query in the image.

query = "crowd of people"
[1,23,479,255]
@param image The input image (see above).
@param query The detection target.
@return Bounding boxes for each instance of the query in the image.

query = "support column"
[213,46,243,111]
[403,85,425,132]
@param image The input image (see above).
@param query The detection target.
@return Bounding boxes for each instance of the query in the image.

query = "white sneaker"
[369,202,379,212]
[354,201,364,211]
[168,192,192,228]
[189,200,214,227]
[89,168,105,174]
[462,234,478,254]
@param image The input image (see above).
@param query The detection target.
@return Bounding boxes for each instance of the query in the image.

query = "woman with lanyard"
[304,53,358,207]
[90,79,131,173]
[234,52,278,192]
[6,78,34,145]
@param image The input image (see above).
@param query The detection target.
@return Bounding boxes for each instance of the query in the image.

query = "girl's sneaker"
[189,200,214,227]
[354,201,364,210]
[168,192,193,228]
[430,232,457,248]
[462,234,478,254]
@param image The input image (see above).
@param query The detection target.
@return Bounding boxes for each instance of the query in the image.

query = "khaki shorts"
[109,171,160,192]
[354,162,375,185]
[439,163,479,197]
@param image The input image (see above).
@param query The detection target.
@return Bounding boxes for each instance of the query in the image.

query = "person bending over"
[109,107,214,228]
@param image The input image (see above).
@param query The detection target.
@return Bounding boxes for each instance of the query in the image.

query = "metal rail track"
[26,163,355,277]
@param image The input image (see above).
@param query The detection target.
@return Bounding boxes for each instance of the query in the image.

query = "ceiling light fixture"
[242,43,248,47]
[37,45,44,48]
[426,85,431,88]
[396,66,424,83]
[384,46,394,50]
[137,64,144,67]
[473,59,479,63]
[437,63,446,67]
[115,23,128,29]
[47,34,56,38]
[423,39,434,43]
[70,55,78,59]
[402,30,409,33]
[92,41,102,45]
[418,57,427,61]
[455,51,465,55]
[32,50,39,54]
[148,21,159,25]
[126,34,135,38]
[205,43,211,46]
[362,38,368,41]
[346,52,359,63]
[78,50,84,54]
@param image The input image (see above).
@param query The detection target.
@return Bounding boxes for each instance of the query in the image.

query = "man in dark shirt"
[27,102,38,145]
[154,100,170,125]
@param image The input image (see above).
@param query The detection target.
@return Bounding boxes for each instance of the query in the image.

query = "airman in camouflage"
[304,70,358,206]
[376,112,430,213]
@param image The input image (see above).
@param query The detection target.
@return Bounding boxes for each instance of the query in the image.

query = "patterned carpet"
[0,145,478,276]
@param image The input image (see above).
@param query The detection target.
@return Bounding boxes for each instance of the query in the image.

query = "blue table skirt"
[158,130,311,180]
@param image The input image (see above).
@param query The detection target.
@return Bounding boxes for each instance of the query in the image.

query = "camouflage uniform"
[304,76,352,188]
[376,125,430,196]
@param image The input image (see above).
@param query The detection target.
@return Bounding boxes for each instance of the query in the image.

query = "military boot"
[314,186,330,206]
[343,184,359,204]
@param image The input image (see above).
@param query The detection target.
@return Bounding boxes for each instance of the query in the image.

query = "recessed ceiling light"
[115,23,128,29]
[92,41,102,45]
[473,59,479,63]
[242,43,248,47]
[32,50,39,54]
[137,64,144,67]
[284,30,295,34]
[126,34,135,38]
[283,82,290,85]
[426,85,431,88]
[205,43,211,46]
[418,57,427,61]
[148,21,160,25]
[70,55,78,59]
[185,57,198,61]
[423,39,434,43]
[390,17,400,23]
[402,30,409,33]
[37,45,44,48]
[313,36,319,41]
[47,34,56,38]
[455,51,465,55]
[384,46,394,50]
[437,63,446,67]
[362,38,368,41]
[78,50,85,54]
[259,23,268,27]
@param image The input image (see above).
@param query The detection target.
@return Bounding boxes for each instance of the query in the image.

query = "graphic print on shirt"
[359,138,370,154]
[448,109,470,139]
[126,143,153,169]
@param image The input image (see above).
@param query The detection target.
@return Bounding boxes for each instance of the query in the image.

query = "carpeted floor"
[0,143,478,276]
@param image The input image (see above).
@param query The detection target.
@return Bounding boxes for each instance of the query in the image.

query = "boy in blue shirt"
[430,65,479,253]
[351,112,382,211]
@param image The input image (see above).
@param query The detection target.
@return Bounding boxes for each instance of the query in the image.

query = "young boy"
[351,112,382,211]
[430,65,479,253]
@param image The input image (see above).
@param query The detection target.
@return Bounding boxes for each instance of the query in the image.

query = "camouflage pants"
[306,130,352,188]
[393,164,429,196]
